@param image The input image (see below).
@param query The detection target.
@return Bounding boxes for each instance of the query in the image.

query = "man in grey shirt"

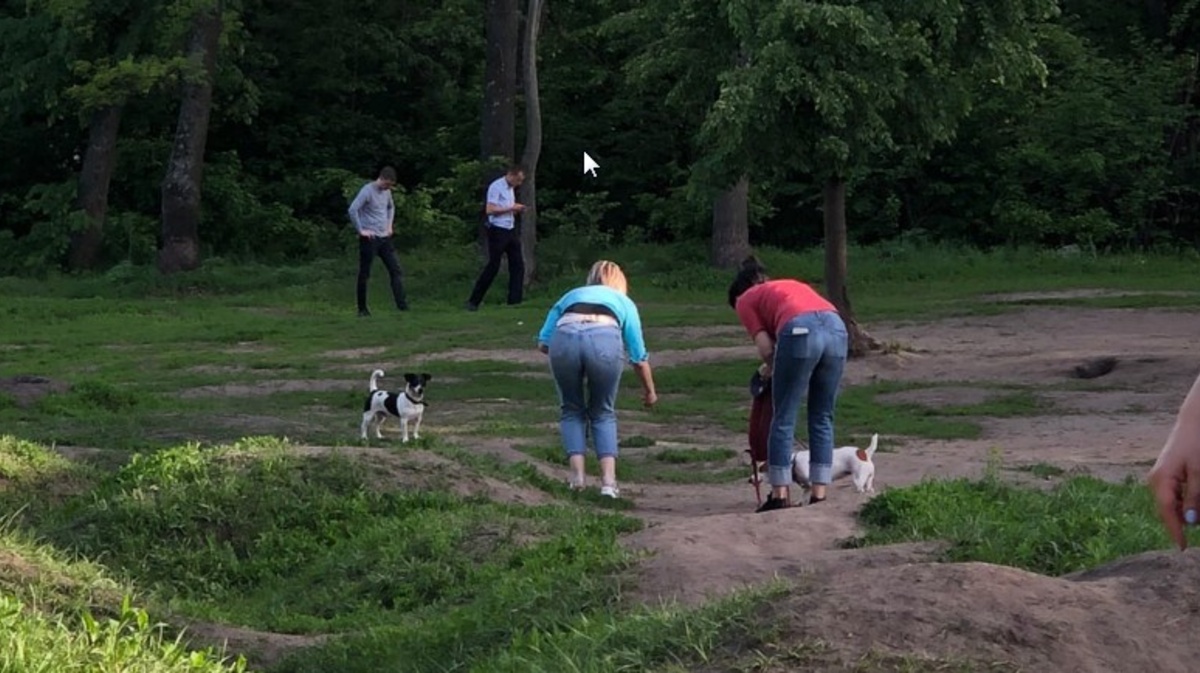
[349,166,408,316]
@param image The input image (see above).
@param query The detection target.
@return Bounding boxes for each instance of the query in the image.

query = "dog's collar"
[405,392,426,406]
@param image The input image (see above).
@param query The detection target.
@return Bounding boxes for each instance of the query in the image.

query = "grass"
[1,241,1197,670]
[846,456,1197,575]
[513,441,748,486]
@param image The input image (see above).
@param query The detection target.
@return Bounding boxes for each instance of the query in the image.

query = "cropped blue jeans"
[768,310,848,487]
[548,322,625,459]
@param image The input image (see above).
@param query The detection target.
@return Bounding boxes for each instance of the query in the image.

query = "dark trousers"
[357,236,408,311]
[467,225,525,306]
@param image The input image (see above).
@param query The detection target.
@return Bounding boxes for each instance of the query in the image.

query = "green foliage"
[696,0,1058,186]
[851,471,1188,575]
[0,594,248,673]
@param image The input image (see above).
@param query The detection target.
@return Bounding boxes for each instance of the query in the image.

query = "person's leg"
[504,231,526,305]
[581,326,624,494]
[805,311,849,501]
[376,238,408,310]
[548,324,588,486]
[356,237,374,315]
[466,227,507,308]
[765,315,821,503]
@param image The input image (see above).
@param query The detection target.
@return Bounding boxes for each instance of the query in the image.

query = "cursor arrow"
[583,152,599,177]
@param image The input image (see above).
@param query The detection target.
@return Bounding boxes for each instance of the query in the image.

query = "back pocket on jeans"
[786,329,810,359]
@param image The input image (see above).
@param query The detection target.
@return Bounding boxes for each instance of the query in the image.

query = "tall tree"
[699,0,1058,355]
[479,0,520,260]
[158,1,223,274]
[518,0,546,285]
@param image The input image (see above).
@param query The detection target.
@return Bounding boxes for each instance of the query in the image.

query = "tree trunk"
[68,104,123,271]
[158,3,222,275]
[480,0,519,262]
[518,0,546,287]
[1145,0,1168,40]
[711,176,751,269]
[822,177,878,358]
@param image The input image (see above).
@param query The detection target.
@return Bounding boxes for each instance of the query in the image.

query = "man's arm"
[485,182,522,215]
[348,186,368,234]
[385,190,394,235]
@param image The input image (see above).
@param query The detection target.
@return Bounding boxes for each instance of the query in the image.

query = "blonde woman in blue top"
[537,261,658,498]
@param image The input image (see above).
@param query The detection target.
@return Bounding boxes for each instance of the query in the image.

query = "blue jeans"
[548,323,625,458]
[768,310,848,487]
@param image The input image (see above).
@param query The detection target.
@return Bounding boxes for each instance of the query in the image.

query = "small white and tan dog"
[360,369,430,442]
[791,433,879,494]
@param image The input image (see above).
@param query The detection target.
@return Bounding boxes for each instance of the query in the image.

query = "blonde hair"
[586,260,628,295]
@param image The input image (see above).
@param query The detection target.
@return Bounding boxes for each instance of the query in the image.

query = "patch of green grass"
[847,460,1190,575]
[935,390,1052,418]
[619,435,656,448]
[12,437,641,634]
[0,520,246,673]
[652,447,738,464]
[273,580,788,673]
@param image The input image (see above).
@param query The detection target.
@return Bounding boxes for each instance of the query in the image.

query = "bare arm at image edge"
[1148,369,1200,549]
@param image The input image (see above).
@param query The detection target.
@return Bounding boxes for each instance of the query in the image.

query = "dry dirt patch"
[178,622,328,671]
[0,375,70,408]
[322,347,387,359]
[177,379,350,398]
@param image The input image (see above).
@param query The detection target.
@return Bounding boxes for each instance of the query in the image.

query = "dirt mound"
[624,491,1200,672]
[774,550,1200,672]
[0,375,70,408]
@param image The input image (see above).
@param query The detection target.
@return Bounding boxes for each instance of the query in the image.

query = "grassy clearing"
[2,243,1197,670]
[846,455,1195,575]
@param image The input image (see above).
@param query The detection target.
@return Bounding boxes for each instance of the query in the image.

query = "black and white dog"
[360,369,431,442]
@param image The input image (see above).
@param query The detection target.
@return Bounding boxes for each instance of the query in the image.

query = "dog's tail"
[369,369,385,392]
[856,434,879,462]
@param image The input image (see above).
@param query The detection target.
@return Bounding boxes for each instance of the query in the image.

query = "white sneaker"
[567,477,586,491]
[600,484,620,499]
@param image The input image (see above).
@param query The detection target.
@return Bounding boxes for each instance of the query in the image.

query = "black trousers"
[357,236,408,311]
[467,225,525,306]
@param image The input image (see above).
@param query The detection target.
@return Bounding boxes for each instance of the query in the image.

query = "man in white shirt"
[348,166,408,317]
[466,164,527,310]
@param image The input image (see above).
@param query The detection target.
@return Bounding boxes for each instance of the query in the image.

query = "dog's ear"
[421,373,432,382]
[403,373,418,384]
[856,449,869,462]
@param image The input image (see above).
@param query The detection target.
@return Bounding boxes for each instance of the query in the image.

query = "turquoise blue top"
[537,285,649,364]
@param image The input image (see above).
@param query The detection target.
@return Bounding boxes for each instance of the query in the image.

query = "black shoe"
[464,302,479,312]
[397,304,409,312]
[807,495,827,506]
[755,494,790,513]
[358,309,371,318]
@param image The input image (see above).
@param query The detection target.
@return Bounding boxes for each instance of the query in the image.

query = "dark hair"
[727,255,768,308]
[506,163,526,176]
[378,166,397,182]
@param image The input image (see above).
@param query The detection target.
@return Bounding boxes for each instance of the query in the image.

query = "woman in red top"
[729,256,848,512]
